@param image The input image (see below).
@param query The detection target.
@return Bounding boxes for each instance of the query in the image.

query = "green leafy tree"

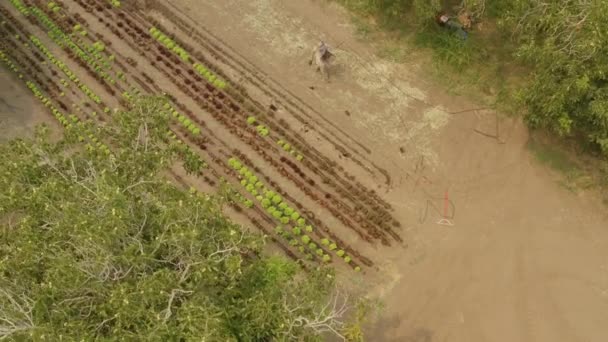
[0,97,366,341]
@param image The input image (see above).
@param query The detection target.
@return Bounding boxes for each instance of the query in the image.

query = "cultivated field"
[3,0,608,341]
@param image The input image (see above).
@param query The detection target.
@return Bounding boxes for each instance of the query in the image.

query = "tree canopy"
[0,97,366,341]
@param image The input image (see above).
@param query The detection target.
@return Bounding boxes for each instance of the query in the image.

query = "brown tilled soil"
[2,0,608,341]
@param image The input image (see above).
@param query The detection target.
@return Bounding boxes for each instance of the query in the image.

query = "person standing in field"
[309,41,334,81]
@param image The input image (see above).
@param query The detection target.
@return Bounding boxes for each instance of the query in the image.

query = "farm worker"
[436,11,468,40]
[309,41,334,81]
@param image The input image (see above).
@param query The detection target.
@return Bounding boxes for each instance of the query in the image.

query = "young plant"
[292,227,301,236]
[274,226,284,235]
[305,225,314,233]
[322,254,331,263]
[301,235,311,244]
[247,116,256,125]
[329,243,337,251]
[344,256,352,263]
[336,250,345,257]
[308,243,317,250]
[321,238,329,246]
[290,212,300,221]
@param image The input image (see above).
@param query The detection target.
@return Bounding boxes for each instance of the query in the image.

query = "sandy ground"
[159,1,608,341]
[0,67,55,141]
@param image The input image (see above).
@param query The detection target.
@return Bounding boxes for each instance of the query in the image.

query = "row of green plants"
[29,35,102,104]
[0,50,20,75]
[277,139,304,161]
[246,116,269,137]
[1,42,111,158]
[25,77,110,157]
[25,80,68,127]
[193,62,227,90]
[149,27,190,62]
[26,6,115,84]
[8,0,29,15]
[149,27,227,89]
[247,116,304,161]
[227,157,359,270]
[161,102,202,136]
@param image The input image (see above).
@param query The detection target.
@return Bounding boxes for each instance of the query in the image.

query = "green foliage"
[0,96,362,341]
[501,1,608,155]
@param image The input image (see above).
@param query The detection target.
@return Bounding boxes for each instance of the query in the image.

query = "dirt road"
[161,1,608,341]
